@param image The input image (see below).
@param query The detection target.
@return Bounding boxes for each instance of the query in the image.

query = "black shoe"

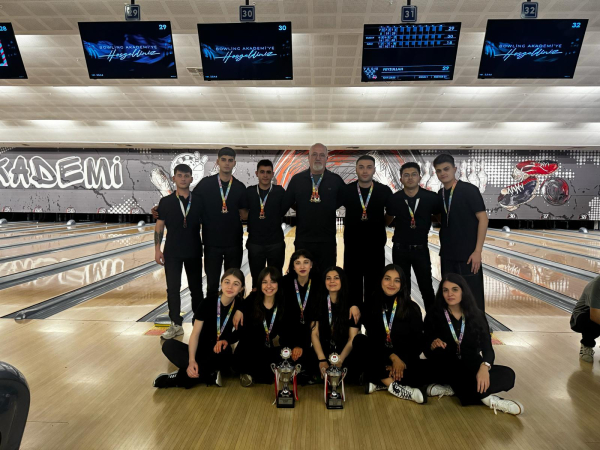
[153,371,179,388]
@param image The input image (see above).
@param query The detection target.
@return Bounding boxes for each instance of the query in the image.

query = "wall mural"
[0,148,598,221]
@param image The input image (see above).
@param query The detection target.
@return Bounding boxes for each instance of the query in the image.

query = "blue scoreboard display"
[0,23,27,79]
[361,22,461,82]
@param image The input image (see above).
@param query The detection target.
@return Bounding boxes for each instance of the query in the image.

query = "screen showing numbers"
[0,22,28,79]
[361,22,461,82]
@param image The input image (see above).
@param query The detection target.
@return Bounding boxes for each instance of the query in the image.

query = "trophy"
[270,348,301,408]
[324,353,348,410]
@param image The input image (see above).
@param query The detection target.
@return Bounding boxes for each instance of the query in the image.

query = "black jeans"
[204,245,243,298]
[294,241,336,277]
[316,334,369,383]
[571,311,600,347]
[441,258,485,313]
[344,245,385,303]
[164,256,204,326]
[393,244,436,311]
[365,350,433,388]
[234,339,283,384]
[247,241,286,289]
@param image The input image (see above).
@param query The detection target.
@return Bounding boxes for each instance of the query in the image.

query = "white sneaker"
[161,323,184,340]
[365,382,388,394]
[215,371,223,387]
[482,395,524,415]
[240,373,253,387]
[427,384,455,398]
[580,344,595,363]
[387,382,425,404]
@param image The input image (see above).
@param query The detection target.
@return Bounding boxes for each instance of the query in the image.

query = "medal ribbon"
[216,296,235,341]
[263,306,277,346]
[444,309,465,358]
[382,298,398,346]
[310,172,323,201]
[176,192,192,227]
[257,185,272,218]
[357,183,374,220]
[218,177,233,212]
[294,279,311,322]
[442,180,457,226]
[404,198,420,229]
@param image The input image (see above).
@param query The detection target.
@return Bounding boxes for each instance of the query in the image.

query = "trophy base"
[326,396,344,410]
[276,396,295,408]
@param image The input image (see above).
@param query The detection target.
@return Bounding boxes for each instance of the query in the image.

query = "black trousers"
[429,355,515,406]
[393,244,436,311]
[441,258,485,313]
[164,256,204,326]
[365,352,433,388]
[316,334,369,383]
[294,240,336,277]
[247,241,286,289]
[204,245,243,298]
[162,339,233,388]
[571,311,600,347]
[234,339,283,384]
[344,244,385,303]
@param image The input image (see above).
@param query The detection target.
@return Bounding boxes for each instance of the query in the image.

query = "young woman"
[154,268,245,389]
[235,266,300,386]
[311,267,367,382]
[363,264,429,404]
[424,273,523,415]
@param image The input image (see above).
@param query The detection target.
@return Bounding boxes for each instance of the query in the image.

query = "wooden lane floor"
[0,225,154,260]
[0,223,130,246]
[0,247,153,317]
[0,221,58,230]
[0,233,154,277]
[0,222,103,238]
[508,229,600,247]
[427,234,590,302]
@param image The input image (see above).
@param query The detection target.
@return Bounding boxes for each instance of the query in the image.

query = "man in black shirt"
[246,159,286,290]
[281,143,345,274]
[343,155,393,302]
[386,162,441,311]
[433,154,489,312]
[155,164,203,340]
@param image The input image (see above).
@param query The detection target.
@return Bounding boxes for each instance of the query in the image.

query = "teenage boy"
[433,154,489,313]
[155,164,204,339]
[385,162,441,311]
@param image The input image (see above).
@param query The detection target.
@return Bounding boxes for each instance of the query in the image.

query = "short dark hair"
[173,164,192,176]
[433,154,455,168]
[400,162,421,176]
[356,155,375,165]
[257,159,273,171]
[218,147,236,159]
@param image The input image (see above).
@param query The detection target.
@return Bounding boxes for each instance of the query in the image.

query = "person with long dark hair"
[424,273,523,415]
[311,267,368,382]
[235,266,300,387]
[154,268,245,389]
[362,264,429,404]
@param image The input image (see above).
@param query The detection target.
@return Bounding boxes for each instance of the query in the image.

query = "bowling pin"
[420,161,431,188]
[150,168,173,197]
[426,164,441,192]
[478,159,488,194]
[468,160,480,188]
[459,160,468,182]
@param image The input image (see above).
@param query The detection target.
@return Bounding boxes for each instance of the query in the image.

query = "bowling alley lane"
[0,223,128,247]
[517,229,600,244]
[0,222,102,238]
[0,225,154,260]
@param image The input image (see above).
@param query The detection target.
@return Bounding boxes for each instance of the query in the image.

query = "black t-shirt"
[316,297,361,353]
[157,192,202,259]
[246,184,285,245]
[343,181,393,247]
[193,294,240,347]
[193,174,248,248]
[387,188,442,245]
[281,169,345,243]
[281,273,321,350]
[439,180,486,261]
[240,292,296,349]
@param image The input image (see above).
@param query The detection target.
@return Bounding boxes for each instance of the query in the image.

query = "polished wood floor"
[1,225,599,450]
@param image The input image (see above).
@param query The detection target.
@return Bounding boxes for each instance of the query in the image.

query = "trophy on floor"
[270,348,301,408]
[324,353,348,410]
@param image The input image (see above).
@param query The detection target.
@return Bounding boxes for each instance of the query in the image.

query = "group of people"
[151,144,525,415]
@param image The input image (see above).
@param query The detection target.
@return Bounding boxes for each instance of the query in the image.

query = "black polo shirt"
[343,180,392,248]
[281,169,345,243]
[246,184,285,246]
[193,174,248,248]
[387,187,441,246]
[439,180,486,261]
[157,192,202,259]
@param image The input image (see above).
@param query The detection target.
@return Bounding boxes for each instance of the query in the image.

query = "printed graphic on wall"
[0,148,599,220]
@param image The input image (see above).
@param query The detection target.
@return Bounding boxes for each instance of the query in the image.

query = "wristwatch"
[481,362,491,371]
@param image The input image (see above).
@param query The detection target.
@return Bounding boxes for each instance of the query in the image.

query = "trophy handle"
[270,363,277,374]
[323,373,328,404]
[341,368,348,401]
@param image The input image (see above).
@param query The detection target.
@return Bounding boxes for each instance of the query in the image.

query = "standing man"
[343,155,393,302]
[281,143,345,274]
[246,159,286,289]
[154,164,204,339]
[385,162,441,311]
[433,154,489,313]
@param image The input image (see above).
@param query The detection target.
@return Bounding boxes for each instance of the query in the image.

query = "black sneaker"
[153,371,179,388]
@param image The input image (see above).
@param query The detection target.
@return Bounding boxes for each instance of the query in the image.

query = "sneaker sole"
[510,400,524,415]
[580,355,594,363]
[160,330,184,340]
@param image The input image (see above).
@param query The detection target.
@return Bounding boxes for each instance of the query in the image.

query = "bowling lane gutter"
[0,228,154,263]
[523,229,600,242]
[489,228,599,252]
[0,222,101,236]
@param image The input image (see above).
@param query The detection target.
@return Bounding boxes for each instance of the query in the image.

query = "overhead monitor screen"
[197,22,293,81]
[478,19,588,79]
[0,23,27,79]
[361,22,461,82]
[78,21,177,79]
